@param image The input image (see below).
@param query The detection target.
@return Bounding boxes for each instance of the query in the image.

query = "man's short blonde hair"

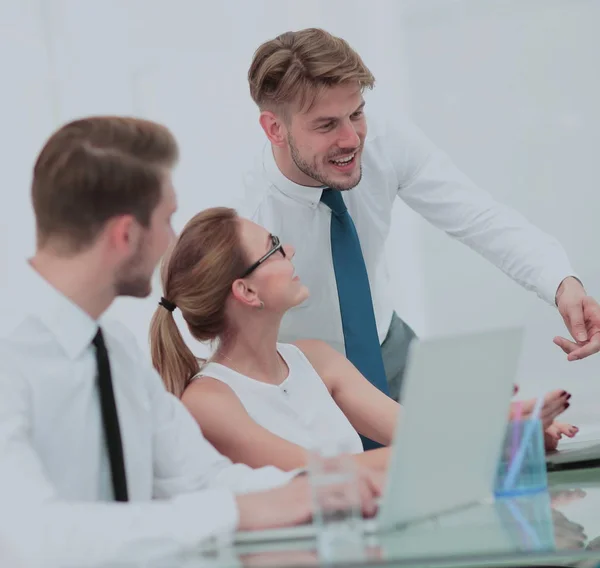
[32,116,178,252]
[248,28,375,116]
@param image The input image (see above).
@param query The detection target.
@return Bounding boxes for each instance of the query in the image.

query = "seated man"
[0,116,381,568]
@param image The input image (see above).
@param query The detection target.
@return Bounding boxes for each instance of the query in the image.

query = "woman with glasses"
[149,208,576,471]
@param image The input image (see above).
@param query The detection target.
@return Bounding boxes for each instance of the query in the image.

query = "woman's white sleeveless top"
[193,343,363,455]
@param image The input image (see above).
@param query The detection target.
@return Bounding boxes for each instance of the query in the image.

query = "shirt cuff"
[171,488,239,549]
[536,267,581,307]
[290,467,307,477]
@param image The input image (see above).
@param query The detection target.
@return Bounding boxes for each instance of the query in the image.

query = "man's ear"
[259,110,288,148]
[103,215,141,256]
[231,278,262,309]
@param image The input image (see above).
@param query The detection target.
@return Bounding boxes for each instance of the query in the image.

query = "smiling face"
[236,218,309,313]
[280,82,367,191]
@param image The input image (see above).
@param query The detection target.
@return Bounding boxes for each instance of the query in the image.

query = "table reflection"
[234,485,600,568]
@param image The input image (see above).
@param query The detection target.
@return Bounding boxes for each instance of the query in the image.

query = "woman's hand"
[509,388,571,430]
[544,421,579,452]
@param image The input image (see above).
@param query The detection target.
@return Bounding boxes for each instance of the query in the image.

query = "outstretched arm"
[384,119,600,360]
[182,377,391,471]
[294,340,400,448]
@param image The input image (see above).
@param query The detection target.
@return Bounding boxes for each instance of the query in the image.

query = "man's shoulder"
[361,112,438,189]
[0,310,30,343]
[0,316,49,394]
[0,262,40,341]
[238,182,274,223]
[237,157,293,235]
[0,311,51,353]
[238,142,273,217]
[364,112,430,152]
[99,317,144,363]
[99,317,167,395]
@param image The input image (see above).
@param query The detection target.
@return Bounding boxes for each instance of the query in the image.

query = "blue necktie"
[321,189,389,450]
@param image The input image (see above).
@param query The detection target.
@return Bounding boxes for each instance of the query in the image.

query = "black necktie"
[93,328,129,501]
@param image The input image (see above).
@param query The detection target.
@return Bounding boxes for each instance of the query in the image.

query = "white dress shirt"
[240,115,577,355]
[0,263,296,567]
[194,343,364,455]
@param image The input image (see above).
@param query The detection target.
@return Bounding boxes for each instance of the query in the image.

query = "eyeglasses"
[241,234,286,278]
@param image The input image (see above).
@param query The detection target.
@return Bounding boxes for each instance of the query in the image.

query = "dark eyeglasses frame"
[240,234,286,278]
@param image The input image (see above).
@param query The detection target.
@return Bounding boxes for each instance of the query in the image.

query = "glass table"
[204,464,600,568]
[10,464,596,568]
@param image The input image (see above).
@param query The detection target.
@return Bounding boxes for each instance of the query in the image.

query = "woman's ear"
[231,278,263,309]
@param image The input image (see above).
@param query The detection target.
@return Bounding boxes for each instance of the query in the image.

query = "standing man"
[241,28,600,413]
[0,116,380,567]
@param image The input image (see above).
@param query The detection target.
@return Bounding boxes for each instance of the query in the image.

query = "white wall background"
[399,0,600,428]
[1,0,598,426]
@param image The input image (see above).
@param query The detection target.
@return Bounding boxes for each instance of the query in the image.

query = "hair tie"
[159,297,176,313]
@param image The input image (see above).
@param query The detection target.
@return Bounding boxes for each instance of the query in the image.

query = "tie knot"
[93,327,105,349]
[320,189,348,216]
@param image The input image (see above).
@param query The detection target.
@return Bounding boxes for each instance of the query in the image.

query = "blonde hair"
[248,28,375,115]
[149,207,248,398]
[32,116,178,253]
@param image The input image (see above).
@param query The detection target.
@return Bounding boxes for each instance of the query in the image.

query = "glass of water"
[307,446,366,561]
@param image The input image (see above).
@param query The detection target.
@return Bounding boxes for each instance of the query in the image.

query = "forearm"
[207,462,300,494]
[338,396,399,448]
[0,489,239,568]
[397,145,577,306]
[427,194,574,305]
[235,479,310,533]
[460,209,576,307]
[354,447,390,471]
[555,276,585,306]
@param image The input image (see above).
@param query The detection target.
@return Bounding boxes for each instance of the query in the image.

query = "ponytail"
[148,207,248,397]
[149,305,199,398]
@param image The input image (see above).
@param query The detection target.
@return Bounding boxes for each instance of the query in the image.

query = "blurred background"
[1,0,598,428]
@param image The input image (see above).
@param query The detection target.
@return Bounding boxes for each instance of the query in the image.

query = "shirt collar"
[262,143,325,209]
[22,262,99,360]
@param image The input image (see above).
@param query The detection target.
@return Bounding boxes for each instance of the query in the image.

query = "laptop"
[235,326,523,545]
